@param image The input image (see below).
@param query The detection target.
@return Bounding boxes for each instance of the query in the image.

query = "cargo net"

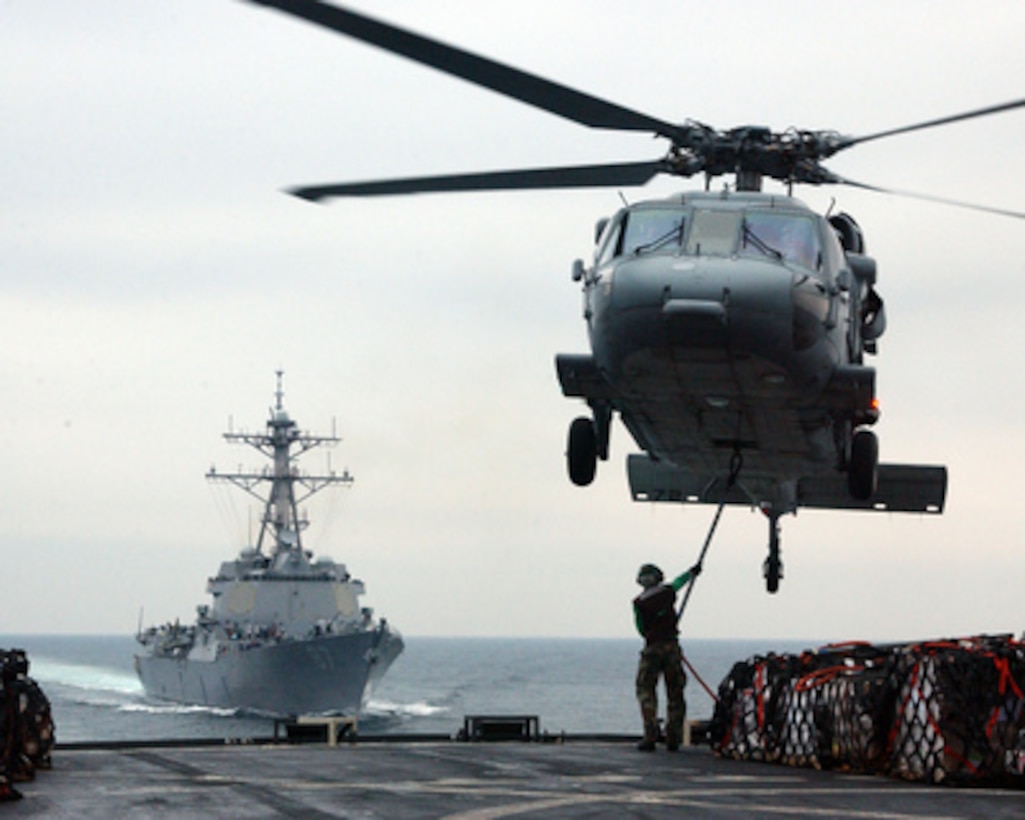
[1,649,55,803]
[709,635,1025,786]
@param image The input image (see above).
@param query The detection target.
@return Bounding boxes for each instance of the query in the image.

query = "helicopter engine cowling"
[862,288,886,342]
[829,212,865,254]
[845,253,886,352]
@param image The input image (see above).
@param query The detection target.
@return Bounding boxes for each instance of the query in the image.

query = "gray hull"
[135,629,403,717]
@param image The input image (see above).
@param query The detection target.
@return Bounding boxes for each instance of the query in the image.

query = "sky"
[2,0,1024,641]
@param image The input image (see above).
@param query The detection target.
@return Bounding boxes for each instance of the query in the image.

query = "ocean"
[0,634,815,743]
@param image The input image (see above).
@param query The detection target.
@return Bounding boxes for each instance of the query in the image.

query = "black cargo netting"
[1,649,55,802]
[709,635,1025,786]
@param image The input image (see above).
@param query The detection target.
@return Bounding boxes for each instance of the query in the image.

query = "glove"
[689,563,702,578]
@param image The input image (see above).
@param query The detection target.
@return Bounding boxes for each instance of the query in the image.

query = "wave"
[30,657,143,697]
[119,702,240,718]
[33,658,263,721]
[364,698,448,719]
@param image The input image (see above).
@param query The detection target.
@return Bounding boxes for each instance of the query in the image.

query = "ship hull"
[135,629,403,717]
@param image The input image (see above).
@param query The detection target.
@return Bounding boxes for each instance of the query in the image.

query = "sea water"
[0,634,814,743]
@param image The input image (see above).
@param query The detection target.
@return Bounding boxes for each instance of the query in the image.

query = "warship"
[135,374,403,717]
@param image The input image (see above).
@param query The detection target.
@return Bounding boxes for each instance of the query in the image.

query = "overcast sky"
[3,1,1024,641]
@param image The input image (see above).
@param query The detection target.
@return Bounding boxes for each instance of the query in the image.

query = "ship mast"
[207,371,353,556]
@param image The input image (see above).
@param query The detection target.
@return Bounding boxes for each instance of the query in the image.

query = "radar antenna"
[207,372,353,555]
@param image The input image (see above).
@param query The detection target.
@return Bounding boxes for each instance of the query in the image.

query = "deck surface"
[10,739,1025,818]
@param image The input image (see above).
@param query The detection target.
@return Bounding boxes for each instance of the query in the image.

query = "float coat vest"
[633,584,678,645]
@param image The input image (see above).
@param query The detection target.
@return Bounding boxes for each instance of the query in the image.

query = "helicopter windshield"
[684,209,742,256]
[740,212,821,271]
[620,208,686,256]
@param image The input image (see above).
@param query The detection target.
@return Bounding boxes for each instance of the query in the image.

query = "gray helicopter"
[246,0,1024,592]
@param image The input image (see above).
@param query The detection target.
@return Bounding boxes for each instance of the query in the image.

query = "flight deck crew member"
[633,562,701,751]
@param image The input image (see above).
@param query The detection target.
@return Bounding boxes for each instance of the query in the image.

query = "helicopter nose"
[644,258,794,349]
[692,261,794,353]
[601,256,798,377]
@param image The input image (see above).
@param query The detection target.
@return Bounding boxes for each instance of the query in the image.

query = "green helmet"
[636,563,664,588]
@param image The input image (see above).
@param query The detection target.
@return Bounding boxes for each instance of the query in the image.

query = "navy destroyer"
[135,375,402,717]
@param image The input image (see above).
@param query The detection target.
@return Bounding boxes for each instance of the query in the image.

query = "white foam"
[30,657,143,697]
[118,702,239,717]
[365,698,447,718]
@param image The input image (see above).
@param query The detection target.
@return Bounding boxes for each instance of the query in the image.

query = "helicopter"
[245,0,1025,593]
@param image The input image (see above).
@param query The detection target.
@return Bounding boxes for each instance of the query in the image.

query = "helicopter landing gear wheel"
[762,513,783,594]
[567,416,597,486]
[849,428,879,501]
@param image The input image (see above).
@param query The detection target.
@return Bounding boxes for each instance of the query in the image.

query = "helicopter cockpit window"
[684,209,743,256]
[595,213,624,266]
[620,208,686,256]
[740,212,821,271]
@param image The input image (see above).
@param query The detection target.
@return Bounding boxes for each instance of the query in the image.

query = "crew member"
[633,562,701,751]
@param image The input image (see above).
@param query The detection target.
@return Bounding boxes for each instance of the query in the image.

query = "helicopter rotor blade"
[289,160,671,202]
[247,0,683,141]
[838,97,1025,151]
[245,1,1024,214]
[832,174,1025,220]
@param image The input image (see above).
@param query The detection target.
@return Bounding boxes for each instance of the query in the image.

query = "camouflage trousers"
[636,640,687,743]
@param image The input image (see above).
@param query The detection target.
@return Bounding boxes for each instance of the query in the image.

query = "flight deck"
[13,737,1025,818]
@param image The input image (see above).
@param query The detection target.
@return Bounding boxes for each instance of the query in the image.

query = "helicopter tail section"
[627,454,946,594]
[626,454,947,514]
[626,455,754,507]
[797,463,947,514]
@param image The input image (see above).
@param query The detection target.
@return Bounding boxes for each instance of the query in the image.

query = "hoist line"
[676,450,743,624]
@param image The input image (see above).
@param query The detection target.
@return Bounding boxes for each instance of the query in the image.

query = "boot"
[637,717,659,751]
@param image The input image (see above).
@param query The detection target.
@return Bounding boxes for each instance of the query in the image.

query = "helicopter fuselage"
[563,193,852,497]
[595,194,847,495]
[557,190,942,517]
[558,191,944,590]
